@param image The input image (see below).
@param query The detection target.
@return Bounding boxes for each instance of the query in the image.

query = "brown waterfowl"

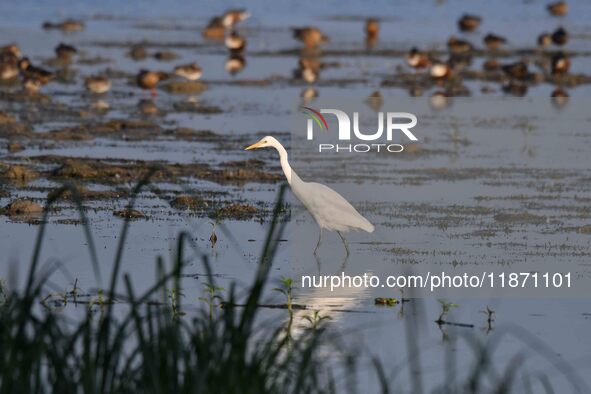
[457,14,481,32]
[42,19,84,31]
[538,33,552,47]
[551,52,570,75]
[222,9,250,28]
[547,1,568,16]
[153,51,178,61]
[174,63,203,81]
[225,31,247,53]
[85,75,111,94]
[225,54,246,75]
[501,61,528,80]
[128,45,148,61]
[18,57,54,84]
[202,16,225,40]
[483,33,507,50]
[365,18,379,40]
[0,59,19,80]
[447,37,473,54]
[136,70,168,96]
[365,18,379,49]
[551,27,568,46]
[292,27,329,48]
[0,48,19,80]
[429,62,452,80]
[1,43,21,58]
[55,43,77,61]
[405,48,430,70]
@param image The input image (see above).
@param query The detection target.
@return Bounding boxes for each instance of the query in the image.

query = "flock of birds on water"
[0,1,578,105]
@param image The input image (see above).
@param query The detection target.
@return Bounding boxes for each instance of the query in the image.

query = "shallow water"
[1,0,591,392]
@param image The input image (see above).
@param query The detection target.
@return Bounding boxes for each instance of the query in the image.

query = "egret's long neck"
[275,144,294,184]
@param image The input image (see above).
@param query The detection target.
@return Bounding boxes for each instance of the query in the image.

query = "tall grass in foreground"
[0,178,342,393]
[0,173,588,393]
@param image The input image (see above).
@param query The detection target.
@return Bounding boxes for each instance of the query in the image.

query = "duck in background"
[547,1,568,16]
[136,70,168,97]
[552,27,569,46]
[447,36,473,54]
[18,57,54,92]
[457,14,482,32]
[85,75,112,94]
[55,43,78,62]
[483,33,507,50]
[293,27,329,48]
[405,48,431,71]
[365,18,379,49]
[174,63,203,81]
[501,61,529,80]
[0,44,20,80]
[42,19,84,31]
[222,9,250,28]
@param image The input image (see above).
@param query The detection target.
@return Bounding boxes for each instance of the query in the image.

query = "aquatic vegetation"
[273,276,294,311]
[436,298,459,324]
[198,283,223,320]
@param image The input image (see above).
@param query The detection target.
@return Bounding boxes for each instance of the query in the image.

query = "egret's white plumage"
[245,136,374,254]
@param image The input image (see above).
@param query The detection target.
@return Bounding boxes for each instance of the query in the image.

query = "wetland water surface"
[1,0,591,392]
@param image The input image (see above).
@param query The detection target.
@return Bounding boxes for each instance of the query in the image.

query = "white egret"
[245,136,374,255]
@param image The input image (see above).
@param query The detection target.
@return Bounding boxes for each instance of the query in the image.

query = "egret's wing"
[296,182,374,233]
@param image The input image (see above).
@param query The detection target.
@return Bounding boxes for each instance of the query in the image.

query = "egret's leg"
[314,228,323,255]
[337,231,350,256]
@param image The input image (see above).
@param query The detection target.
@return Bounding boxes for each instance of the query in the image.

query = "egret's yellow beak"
[244,140,264,150]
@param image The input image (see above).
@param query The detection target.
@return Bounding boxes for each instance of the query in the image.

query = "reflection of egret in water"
[245,136,374,256]
[288,273,370,338]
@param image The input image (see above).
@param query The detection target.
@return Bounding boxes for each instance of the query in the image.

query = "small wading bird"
[292,27,329,48]
[483,33,507,50]
[547,1,568,16]
[55,43,77,62]
[174,63,202,80]
[457,14,481,32]
[85,75,111,94]
[18,57,54,92]
[136,69,168,97]
[245,136,374,255]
